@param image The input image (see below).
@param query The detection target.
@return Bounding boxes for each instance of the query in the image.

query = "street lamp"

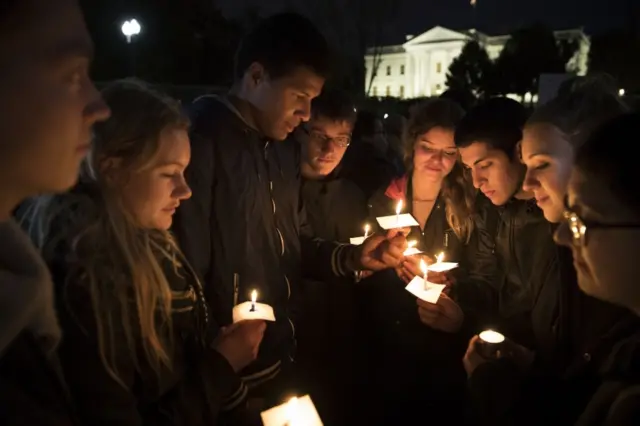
[121,19,141,44]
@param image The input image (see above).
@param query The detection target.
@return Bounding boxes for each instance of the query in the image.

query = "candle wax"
[405,276,446,304]
[232,301,276,323]
[376,213,419,230]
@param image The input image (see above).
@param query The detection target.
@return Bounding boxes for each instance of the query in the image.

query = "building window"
[436,62,442,73]
[386,65,391,76]
[399,85,405,98]
[372,86,378,96]
[385,86,391,96]
[400,65,405,75]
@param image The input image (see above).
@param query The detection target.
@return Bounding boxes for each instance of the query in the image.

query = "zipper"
[233,273,239,306]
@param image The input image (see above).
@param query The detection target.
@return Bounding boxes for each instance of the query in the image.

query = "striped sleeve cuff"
[331,243,355,277]
[221,382,248,411]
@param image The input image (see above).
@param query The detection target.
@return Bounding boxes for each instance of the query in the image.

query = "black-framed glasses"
[301,126,351,148]
[562,199,640,246]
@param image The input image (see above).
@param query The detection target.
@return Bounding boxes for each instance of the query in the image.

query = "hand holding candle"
[214,320,266,372]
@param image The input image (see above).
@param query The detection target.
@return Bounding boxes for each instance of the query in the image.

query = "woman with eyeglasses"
[555,111,640,425]
[359,98,476,424]
[465,75,639,425]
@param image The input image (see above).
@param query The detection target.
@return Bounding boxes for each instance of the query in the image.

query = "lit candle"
[478,329,505,359]
[260,394,323,426]
[396,200,403,224]
[420,258,428,290]
[435,251,444,264]
[284,397,299,426]
[363,224,370,240]
[250,290,257,312]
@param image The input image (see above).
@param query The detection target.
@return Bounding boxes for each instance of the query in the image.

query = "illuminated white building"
[364,26,590,99]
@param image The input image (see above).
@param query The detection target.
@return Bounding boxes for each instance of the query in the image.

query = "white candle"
[285,397,299,426]
[479,330,505,344]
[260,395,323,426]
[232,290,276,323]
[363,224,370,240]
[435,251,444,264]
[396,200,403,224]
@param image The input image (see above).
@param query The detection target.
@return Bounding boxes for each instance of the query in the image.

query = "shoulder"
[606,384,640,425]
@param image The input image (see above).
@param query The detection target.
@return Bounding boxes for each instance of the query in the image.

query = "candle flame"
[407,240,417,248]
[251,290,257,304]
[396,200,403,215]
[436,252,444,263]
[419,258,428,278]
[364,224,370,237]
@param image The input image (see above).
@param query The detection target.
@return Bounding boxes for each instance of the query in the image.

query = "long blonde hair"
[404,99,476,242]
[28,79,190,386]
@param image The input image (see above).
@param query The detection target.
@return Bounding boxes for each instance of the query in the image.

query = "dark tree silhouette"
[492,24,579,97]
[445,40,493,98]
[589,30,640,94]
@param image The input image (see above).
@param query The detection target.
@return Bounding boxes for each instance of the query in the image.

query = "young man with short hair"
[293,89,368,424]
[454,97,558,349]
[174,13,406,407]
[0,0,110,423]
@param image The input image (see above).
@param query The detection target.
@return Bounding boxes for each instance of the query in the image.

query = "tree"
[307,0,401,95]
[445,40,493,98]
[492,24,579,97]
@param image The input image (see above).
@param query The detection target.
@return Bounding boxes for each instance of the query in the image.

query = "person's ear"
[246,62,266,88]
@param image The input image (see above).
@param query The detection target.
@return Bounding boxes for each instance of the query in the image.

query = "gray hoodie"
[0,220,61,355]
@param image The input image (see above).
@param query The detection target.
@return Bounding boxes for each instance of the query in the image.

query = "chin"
[544,208,564,224]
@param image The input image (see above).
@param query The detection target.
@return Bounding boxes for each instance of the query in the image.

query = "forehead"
[569,168,637,222]
[1,0,92,63]
[309,116,353,135]
[272,66,324,97]
[521,123,570,159]
[459,141,501,163]
[154,128,191,165]
[418,127,455,147]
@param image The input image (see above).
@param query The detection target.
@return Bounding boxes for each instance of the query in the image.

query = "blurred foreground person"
[28,80,264,425]
[0,0,110,424]
[556,112,640,425]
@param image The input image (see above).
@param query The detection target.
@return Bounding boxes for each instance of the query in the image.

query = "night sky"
[218,0,631,42]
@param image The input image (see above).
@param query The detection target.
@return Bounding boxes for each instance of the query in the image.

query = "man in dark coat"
[173,13,406,410]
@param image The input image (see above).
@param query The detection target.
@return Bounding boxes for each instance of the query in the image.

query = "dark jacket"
[296,171,369,426]
[359,175,469,424]
[467,225,639,425]
[173,96,355,387]
[44,188,244,426]
[458,196,560,352]
[576,330,640,425]
[0,220,78,426]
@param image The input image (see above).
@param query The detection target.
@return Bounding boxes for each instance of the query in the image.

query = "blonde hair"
[28,79,189,386]
[404,99,476,242]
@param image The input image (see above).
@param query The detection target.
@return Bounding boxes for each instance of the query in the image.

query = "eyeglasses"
[562,199,640,246]
[301,126,351,148]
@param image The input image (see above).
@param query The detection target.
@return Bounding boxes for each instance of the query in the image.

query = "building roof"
[365,25,587,55]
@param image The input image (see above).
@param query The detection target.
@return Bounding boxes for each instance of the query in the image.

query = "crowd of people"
[1,1,640,425]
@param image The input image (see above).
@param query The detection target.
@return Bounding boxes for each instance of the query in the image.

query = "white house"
[364,26,590,99]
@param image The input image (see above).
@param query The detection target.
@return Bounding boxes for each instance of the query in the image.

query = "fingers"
[386,227,411,238]
[394,267,412,283]
[378,241,406,267]
[427,271,448,284]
